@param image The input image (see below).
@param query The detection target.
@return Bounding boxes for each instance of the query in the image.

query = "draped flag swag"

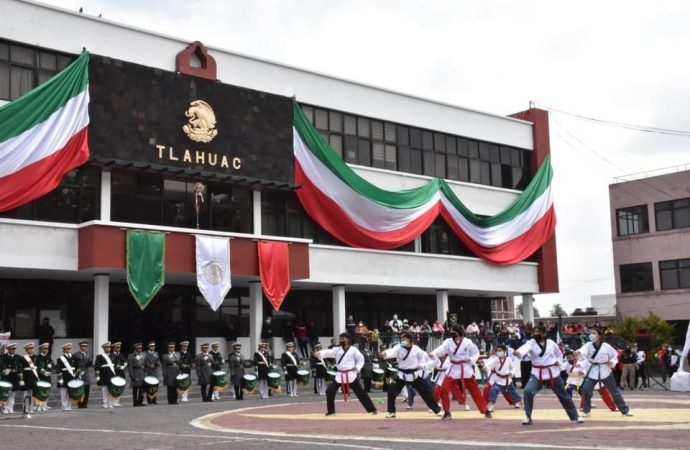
[292,100,556,265]
[258,241,291,311]
[195,235,232,311]
[126,230,166,310]
[0,51,90,212]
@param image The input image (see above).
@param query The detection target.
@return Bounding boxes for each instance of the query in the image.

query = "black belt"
[399,368,419,374]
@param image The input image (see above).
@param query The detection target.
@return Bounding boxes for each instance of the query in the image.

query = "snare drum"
[67,379,85,402]
[296,369,310,386]
[0,381,11,404]
[108,376,127,400]
[267,372,281,391]
[32,381,52,403]
[372,368,385,387]
[211,371,228,391]
[241,374,257,393]
[175,373,191,392]
[144,376,159,395]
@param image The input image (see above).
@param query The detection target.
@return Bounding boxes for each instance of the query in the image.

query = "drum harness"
[59,354,75,381]
[99,352,116,376]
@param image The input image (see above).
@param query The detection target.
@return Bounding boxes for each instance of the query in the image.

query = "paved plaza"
[1,388,689,450]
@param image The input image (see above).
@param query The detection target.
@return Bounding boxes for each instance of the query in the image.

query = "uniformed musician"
[127,343,145,407]
[254,342,272,399]
[310,342,327,396]
[209,342,224,400]
[110,342,126,407]
[19,343,40,417]
[35,343,53,411]
[72,341,93,409]
[178,341,193,402]
[281,342,299,397]
[161,341,180,405]
[195,343,213,402]
[95,341,117,409]
[227,342,244,400]
[55,343,76,411]
[0,342,21,415]
[143,341,160,405]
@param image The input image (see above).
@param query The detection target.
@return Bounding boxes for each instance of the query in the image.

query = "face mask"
[402,340,410,347]
[496,351,505,358]
[339,340,347,347]
[589,334,597,342]
[532,334,542,341]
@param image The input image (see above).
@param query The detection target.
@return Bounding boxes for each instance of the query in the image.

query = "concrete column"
[100,169,111,221]
[93,274,109,348]
[252,190,262,235]
[435,290,449,324]
[249,281,263,353]
[414,236,422,253]
[332,285,346,335]
[522,294,535,325]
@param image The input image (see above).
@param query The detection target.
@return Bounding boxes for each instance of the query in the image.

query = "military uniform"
[72,342,93,408]
[110,342,126,407]
[195,344,213,402]
[127,344,145,406]
[310,343,327,396]
[254,344,272,399]
[0,343,22,414]
[178,341,193,402]
[209,343,224,400]
[18,343,40,417]
[55,344,77,411]
[95,342,117,409]
[281,343,299,397]
[161,343,180,405]
[143,342,160,404]
[35,343,53,411]
[227,343,245,400]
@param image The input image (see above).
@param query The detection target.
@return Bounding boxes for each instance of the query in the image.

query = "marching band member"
[513,326,582,425]
[95,341,117,409]
[209,342,224,400]
[195,343,213,402]
[281,342,299,397]
[36,343,53,411]
[254,342,271,399]
[310,343,327,396]
[482,344,521,412]
[227,342,245,400]
[73,341,93,408]
[110,342,126,407]
[128,343,145,407]
[1,343,21,414]
[315,332,378,416]
[430,325,491,420]
[143,341,160,405]
[161,342,180,405]
[55,343,76,411]
[574,327,633,417]
[178,341,193,402]
[381,331,441,418]
[19,343,40,418]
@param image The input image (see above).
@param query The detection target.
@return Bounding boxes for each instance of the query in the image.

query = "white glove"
[19,381,25,387]
[2,369,9,376]
[58,379,64,386]
[96,377,100,383]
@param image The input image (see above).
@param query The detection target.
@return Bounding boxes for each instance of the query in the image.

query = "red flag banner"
[258,241,290,311]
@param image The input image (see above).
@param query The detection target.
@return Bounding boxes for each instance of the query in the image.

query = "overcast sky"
[38,0,690,316]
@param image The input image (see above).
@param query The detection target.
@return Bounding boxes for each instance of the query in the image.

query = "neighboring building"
[610,166,690,342]
[0,0,558,356]
[491,297,516,321]
[590,294,616,316]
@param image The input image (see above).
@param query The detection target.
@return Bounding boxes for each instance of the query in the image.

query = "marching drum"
[386,367,398,384]
[325,371,337,383]
[267,372,281,391]
[144,376,159,395]
[175,373,191,392]
[372,368,385,387]
[0,381,12,404]
[32,381,52,403]
[211,371,228,391]
[241,374,257,394]
[296,369,310,386]
[67,379,85,402]
[108,376,126,400]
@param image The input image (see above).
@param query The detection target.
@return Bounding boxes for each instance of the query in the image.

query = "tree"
[515,302,540,319]
[610,312,675,369]
[550,303,567,317]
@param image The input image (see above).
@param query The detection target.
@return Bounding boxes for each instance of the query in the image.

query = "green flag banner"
[126,230,166,310]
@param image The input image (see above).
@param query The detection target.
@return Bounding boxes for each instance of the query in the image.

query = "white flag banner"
[195,235,231,311]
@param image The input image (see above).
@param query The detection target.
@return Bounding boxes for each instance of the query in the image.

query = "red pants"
[440,375,487,414]
[579,386,616,411]
[482,382,516,405]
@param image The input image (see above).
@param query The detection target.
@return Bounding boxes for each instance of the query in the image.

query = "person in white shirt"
[563,349,585,399]
[380,331,441,418]
[635,346,647,389]
[430,325,492,420]
[482,345,521,412]
[314,332,377,416]
[513,326,582,425]
[574,327,633,417]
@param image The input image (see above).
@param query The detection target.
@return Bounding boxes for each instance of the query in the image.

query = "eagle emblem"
[183,100,218,143]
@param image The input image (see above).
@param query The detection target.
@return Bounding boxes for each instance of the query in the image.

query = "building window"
[659,258,690,290]
[420,218,473,257]
[619,262,654,293]
[655,198,690,231]
[0,39,74,101]
[301,104,532,190]
[616,205,649,236]
[111,170,253,233]
[0,166,100,223]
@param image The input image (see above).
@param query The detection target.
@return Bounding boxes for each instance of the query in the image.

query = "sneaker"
[406,405,413,410]
[484,411,493,418]
[487,404,495,413]
[385,412,396,418]
[442,412,452,420]
[522,416,532,425]
[370,410,378,415]
[514,402,522,409]
[573,417,584,423]
[325,412,336,416]
[580,412,590,417]
[102,405,109,409]
[623,410,634,417]
[464,404,470,411]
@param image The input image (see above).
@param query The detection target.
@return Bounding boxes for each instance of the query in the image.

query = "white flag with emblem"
[195,235,231,311]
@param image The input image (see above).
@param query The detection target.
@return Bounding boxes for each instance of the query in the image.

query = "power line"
[534,102,690,136]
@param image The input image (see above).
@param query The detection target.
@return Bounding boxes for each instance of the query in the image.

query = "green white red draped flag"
[293,101,555,265]
[0,51,90,212]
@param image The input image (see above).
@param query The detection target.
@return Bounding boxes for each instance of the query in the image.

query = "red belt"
[338,369,355,401]
[449,359,470,379]
[491,370,510,379]
[532,363,558,381]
